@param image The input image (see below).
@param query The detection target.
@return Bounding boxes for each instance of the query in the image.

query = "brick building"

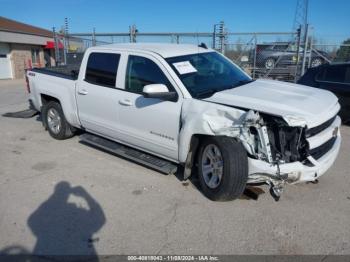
[0,16,61,79]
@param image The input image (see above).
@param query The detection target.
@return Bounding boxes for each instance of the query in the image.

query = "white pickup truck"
[26,43,341,201]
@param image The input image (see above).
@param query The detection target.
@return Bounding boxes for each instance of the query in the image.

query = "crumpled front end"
[180,99,341,200]
[247,113,341,200]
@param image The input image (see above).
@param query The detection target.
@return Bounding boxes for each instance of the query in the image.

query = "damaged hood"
[203,79,340,127]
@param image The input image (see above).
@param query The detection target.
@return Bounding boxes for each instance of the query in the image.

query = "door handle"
[78,89,88,95]
[119,99,133,106]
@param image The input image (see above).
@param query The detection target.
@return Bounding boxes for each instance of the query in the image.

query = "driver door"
[116,53,183,161]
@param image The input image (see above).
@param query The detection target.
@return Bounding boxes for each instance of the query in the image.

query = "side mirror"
[142,84,177,101]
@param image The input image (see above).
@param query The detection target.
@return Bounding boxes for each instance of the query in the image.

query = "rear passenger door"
[116,53,183,161]
[76,51,124,139]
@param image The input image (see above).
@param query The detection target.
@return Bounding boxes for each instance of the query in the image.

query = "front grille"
[309,137,336,160]
[306,115,337,137]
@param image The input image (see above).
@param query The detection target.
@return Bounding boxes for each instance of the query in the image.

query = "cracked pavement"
[0,79,349,255]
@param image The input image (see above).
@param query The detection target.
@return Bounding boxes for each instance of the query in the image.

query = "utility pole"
[212,24,216,49]
[129,25,137,43]
[301,24,309,76]
[220,21,226,54]
[92,28,96,46]
[252,34,257,79]
[65,17,70,51]
[294,26,302,82]
[307,26,314,68]
[293,0,309,40]
[292,0,309,79]
[213,21,226,54]
[52,27,60,66]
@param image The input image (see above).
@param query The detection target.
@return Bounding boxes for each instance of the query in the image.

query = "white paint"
[93,43,212,58]
[204,79,340,128]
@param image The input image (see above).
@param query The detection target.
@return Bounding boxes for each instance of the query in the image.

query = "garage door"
[0,43,13,79]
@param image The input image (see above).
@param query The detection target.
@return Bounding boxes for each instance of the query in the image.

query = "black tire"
[197,136,248,201]
[42,101,74,140]
[264,57,276,69]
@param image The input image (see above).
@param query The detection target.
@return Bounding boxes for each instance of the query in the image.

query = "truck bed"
[31,64,80,80]
[27,65,80,127]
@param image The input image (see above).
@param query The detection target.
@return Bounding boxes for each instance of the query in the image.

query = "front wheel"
[42,101,75,140]
[197,137,248,201]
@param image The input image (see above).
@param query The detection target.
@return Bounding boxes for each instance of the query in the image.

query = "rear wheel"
[311,57,323,68]
[197,137,248,201]
[42,101,74,140]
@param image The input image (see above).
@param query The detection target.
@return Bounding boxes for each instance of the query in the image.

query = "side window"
[85,53,120,87]
[31,48,40,64]
[275,45,288,51]
[318,65,346,83]
[345,66,350,84]
[125,55,173,94]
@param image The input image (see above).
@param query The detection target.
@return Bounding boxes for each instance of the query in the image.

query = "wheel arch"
[40,94,61,129]
[183,133,215,180]
[41,93,60,106]
[179,99,250,168]
[40,93,79,128]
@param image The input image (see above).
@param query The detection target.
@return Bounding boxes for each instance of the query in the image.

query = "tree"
[336,38,350,62]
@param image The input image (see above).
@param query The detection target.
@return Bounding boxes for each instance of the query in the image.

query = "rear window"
[85,53,120,87]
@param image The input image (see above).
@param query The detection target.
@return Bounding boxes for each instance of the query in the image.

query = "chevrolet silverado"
[26,43,341,201]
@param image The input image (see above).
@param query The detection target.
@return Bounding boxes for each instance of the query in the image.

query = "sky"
[1,0,349,44]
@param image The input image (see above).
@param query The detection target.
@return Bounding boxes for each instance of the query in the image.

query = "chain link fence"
[311,44,350,63]
[51,23,350,83]
[225,32,300,81]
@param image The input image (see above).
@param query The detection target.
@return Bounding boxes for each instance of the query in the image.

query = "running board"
[80,133,178,175]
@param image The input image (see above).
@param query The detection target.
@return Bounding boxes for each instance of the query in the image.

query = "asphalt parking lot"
[0,79,349,256]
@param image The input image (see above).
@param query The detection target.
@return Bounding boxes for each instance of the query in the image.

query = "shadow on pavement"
[0,181,106,262]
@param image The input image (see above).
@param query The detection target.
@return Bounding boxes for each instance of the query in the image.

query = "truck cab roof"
[89,43,212,58]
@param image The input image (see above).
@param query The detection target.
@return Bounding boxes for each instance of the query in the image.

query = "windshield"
[166,52,253,98]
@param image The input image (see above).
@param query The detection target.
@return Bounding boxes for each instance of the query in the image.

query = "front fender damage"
[180,99,306,200]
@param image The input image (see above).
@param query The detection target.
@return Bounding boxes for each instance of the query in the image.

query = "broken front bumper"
[247,130,341,184]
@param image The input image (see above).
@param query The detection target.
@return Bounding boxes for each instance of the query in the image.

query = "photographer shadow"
[27,181,106,258]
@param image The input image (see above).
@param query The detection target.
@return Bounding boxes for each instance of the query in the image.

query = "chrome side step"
[80,133,178,175]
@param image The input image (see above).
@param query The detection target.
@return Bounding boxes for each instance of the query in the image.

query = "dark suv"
[298,63,350,121]
[252,43,329,69]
